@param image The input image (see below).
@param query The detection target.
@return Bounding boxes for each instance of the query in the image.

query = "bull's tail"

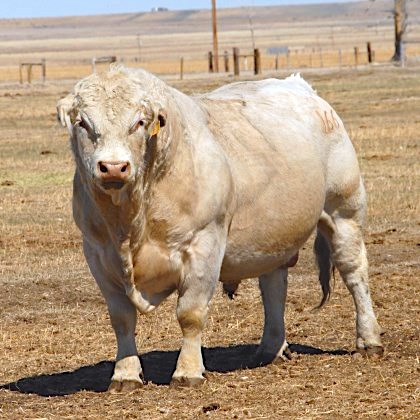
[313,228,333,308]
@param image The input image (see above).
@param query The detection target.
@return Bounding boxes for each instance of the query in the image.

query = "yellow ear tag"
[150,120,160,136]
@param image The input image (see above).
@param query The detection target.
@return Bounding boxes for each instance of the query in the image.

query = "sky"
[0,0,361,19]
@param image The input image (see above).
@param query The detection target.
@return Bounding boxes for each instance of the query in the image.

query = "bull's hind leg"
[255,268,291,364]
[319,185,383,355]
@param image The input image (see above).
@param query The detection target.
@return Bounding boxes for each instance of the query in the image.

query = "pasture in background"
[0,0,419,83]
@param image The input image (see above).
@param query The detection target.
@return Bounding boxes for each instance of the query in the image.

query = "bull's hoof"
[170,375,205,388]
[253,342,292,367]
[277,345,293,362]
[356,345,384,358]
[252,349,292,367]
[108,379,143,393]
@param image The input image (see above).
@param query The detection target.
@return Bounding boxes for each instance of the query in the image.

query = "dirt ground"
[0,65,419,419]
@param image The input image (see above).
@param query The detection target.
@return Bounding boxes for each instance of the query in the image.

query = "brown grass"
[0,65,419,419]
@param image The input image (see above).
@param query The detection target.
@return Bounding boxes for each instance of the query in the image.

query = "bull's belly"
[220,196,323,282]
[220,230,312,282]
[220,253,290,282]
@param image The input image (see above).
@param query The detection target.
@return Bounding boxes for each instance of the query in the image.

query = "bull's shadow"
[1,343,348,397]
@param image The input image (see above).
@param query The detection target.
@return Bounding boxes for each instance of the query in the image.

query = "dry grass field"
[0,63,419,418]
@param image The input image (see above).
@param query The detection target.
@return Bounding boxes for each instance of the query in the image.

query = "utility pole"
[247,7,255,51]
[392,0,407,63]
[211,0,219,72]
[136,34,142,62]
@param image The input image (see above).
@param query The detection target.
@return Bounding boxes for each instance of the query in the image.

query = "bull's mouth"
[101,180,125,190]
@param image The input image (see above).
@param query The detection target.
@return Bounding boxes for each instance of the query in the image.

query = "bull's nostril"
[99,163,108,173]
[121,165,127,173]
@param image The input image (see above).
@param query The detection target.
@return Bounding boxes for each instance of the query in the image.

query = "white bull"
[57,66,383,391]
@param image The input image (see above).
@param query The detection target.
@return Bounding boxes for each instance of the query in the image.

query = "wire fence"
[3,43,420,84]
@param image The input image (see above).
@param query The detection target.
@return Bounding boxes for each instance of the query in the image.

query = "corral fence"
[19,59,46,84]
[10,41,420,84]
[207,42,378,77]
[92,55,117,73]
[208,48,262,76]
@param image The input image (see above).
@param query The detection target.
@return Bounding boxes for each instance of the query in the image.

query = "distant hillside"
[0,1,413,41]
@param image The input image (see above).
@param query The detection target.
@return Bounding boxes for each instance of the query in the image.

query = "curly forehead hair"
[72,65,167,115]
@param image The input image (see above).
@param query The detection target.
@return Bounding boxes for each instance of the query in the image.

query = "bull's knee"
[177,307,206,337]
[172,306,207,386]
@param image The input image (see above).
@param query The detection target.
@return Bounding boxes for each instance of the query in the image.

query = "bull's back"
[200,78,337,281]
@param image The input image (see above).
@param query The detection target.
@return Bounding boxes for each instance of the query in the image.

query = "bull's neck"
[91,180,150,255]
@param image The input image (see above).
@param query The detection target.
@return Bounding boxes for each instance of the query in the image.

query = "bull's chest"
[132,240,181,294]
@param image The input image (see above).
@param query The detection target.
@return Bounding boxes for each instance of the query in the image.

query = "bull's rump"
[200,78,331,281]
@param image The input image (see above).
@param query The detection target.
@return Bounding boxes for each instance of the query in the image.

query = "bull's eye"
[130,119,145,134]
[77,117,98,142]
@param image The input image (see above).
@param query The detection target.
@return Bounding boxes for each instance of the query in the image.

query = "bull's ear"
[157,110,166,128]
[148,108,166,138]
[57,94,76,135]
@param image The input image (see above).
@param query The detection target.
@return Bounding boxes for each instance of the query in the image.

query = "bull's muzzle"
[97,160,131,190]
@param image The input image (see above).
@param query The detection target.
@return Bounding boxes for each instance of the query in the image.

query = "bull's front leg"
[104,288,143,392]
[84,244,143,392]
[171,226,226,387]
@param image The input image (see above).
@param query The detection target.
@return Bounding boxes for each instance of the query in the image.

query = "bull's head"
[57,66,167,203]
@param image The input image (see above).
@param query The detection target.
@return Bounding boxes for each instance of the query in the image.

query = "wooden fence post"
[286,51,290,70]
[275,54,279,71]
[367,42,373,63]
[19,60,47,84]
[338,49,342,69]
[180,57,184,80]
[354,47,359,68]
[254,48,261,75]
[208,51,214,73]
[27,64,32,84]
[223,50,229,72]
[91,56,117,73]
[233,47,240,76]
[41,59,46,83]
[319,48,324,68]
